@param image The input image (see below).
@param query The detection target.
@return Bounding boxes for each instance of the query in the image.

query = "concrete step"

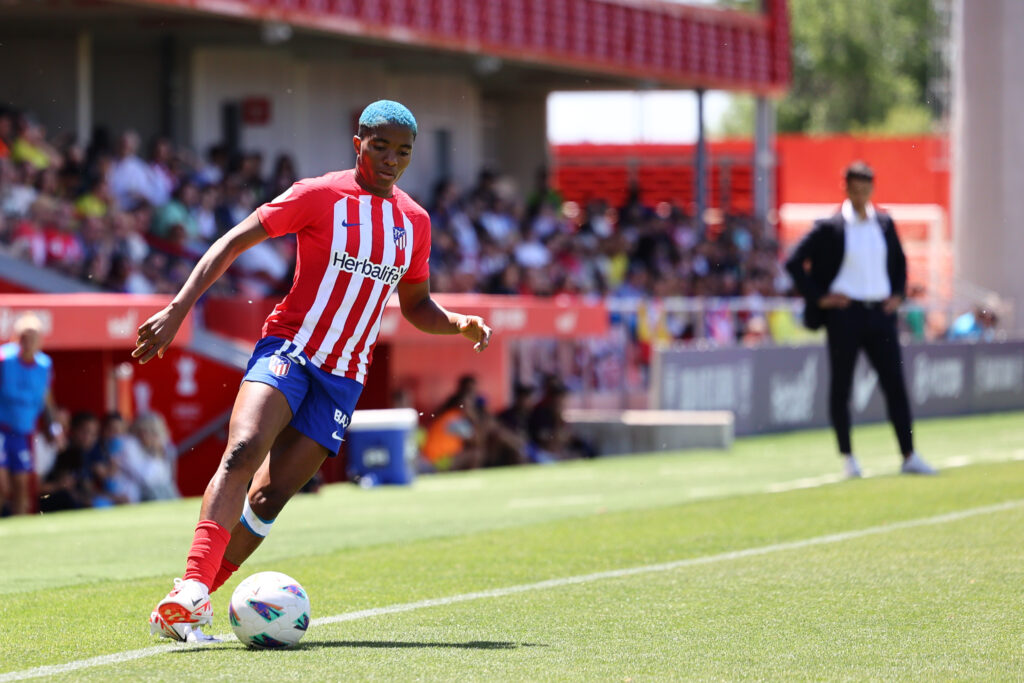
[564,409,734,455]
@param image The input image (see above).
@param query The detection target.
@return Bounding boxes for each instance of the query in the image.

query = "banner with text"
[653,341,1024,435]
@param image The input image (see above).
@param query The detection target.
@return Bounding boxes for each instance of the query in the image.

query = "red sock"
[210,557,240,594]
[183,520,231,590]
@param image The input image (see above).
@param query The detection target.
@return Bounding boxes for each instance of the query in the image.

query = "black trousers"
[825,303,914,455]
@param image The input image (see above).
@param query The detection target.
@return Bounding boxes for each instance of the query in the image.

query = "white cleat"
[901,452,938,475]
[149,578,213,642]
[843,455,863,479]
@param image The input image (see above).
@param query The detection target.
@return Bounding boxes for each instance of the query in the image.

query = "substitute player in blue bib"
[0,313,60,516]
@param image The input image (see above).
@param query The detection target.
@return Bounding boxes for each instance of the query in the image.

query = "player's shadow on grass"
[301,640,547,650]
[172,640,548,654]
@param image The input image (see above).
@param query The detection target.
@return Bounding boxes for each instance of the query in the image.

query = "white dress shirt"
[109,155,168,210]
[829,200,891,301]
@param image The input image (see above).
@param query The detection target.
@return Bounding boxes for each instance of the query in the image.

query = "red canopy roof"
[123,0,790,93]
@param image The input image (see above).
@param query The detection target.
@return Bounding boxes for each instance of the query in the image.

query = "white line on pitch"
[507,494,603,509]
[2,498,1022,682]
[765,473,846,492]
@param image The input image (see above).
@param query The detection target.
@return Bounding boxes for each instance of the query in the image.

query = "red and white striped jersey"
[255,169,430,384]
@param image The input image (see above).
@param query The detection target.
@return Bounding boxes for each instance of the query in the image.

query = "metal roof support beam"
[754,95,776,235]
[76,31,92,148]
[695,88,707,233]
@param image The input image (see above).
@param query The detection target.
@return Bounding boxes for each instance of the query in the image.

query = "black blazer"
[784,210,907,330]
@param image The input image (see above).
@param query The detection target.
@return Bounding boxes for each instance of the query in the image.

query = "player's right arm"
[133,213,270,364]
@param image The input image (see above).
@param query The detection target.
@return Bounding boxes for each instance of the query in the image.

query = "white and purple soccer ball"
[229,571,311,648]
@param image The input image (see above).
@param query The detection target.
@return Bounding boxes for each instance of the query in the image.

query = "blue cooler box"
[346,408,418,485]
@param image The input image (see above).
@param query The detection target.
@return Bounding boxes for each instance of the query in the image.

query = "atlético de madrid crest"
[268,355,290,377]
[392,225,407,250]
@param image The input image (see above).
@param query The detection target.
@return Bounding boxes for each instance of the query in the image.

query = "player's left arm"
[396,279,492,352]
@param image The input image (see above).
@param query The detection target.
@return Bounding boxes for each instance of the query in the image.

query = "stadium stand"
[0,105,787,311]
[0,102,998,514]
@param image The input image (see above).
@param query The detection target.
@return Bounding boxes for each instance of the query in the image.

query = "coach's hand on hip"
[883,295,902,314]
[133,304,186,364]
[818,293,851,309]
[458,315,492,352]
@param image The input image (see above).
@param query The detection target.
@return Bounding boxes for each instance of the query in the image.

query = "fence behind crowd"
[518,296,1002,413]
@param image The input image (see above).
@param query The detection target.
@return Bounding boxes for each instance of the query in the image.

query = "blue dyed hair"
[357,100,418,138]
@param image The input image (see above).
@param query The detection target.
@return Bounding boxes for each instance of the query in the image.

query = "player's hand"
[44,431,65,451]
[45,429,66,451]
[818,293,851,309]
[133,304,185,364]
[883,296,902,314]
[457,315,492,352]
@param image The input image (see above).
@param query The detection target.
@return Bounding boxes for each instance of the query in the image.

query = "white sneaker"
[901,453,938,475]
[843,455,863,479]
[149,578,213,642]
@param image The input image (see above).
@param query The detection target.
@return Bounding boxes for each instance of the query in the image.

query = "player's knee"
[222,438,260,473]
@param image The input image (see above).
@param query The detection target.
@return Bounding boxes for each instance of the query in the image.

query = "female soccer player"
[137,101,492,642]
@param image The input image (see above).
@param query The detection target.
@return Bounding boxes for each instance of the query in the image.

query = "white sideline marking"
[765,473,845,492]
[2,499,1022,682]
[507,494,603,509]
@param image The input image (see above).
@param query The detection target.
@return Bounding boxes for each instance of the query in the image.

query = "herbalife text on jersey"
[331,251,407,286]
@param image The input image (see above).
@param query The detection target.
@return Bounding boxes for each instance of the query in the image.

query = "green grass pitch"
[1,411,1023,681]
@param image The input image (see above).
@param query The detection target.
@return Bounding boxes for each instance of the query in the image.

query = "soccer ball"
[229,571,311,648]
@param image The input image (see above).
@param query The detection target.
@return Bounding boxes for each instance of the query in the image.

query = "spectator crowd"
[36,410,180,514]
[0,108,299,300]
[1,107,1006,516]
[426,169,786,303]
[0,106,787,311]
[0,104,1000,348]
[418,373,595,473]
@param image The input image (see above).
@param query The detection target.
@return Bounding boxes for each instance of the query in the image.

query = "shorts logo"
[393,225,407,250]
[334,409,351,429]
[268,356,291,377]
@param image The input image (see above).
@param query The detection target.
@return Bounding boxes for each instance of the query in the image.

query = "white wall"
[953,0,1024,331]
[190,47,484,202]
[383,71,484,201]
[484,93,548,199]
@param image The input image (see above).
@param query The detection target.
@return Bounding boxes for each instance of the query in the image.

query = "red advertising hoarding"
[0,294,192,350]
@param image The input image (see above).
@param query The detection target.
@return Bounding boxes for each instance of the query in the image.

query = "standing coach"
[785,161,936,478]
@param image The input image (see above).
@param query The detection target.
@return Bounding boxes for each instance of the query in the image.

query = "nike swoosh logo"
[331,431,344,441]
[342,220,360,227]
[192,597,203,607]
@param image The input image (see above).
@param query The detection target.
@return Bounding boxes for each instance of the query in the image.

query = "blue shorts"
[243,336,363,455]
[0,427,33,473]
